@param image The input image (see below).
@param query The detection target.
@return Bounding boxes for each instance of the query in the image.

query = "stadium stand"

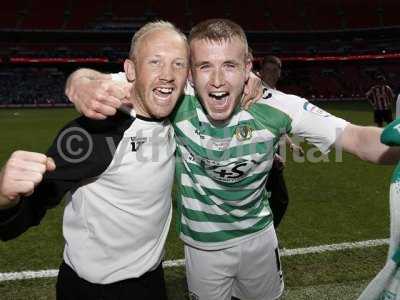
[0,67,68,106]
[66,0,108,29]
[0,0,399,105]
[20,0,66,30]
[0,0,398,31]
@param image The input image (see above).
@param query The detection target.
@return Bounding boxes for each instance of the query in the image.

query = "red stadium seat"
[66,0,108,29]
[229,0,272,31]
[381,0,400,27]
[21,0,66,29]
[148,0,189,29]
[343,0,380,29]
[111,1,148,19]
[0,1,25,29]
[304,0,342,30]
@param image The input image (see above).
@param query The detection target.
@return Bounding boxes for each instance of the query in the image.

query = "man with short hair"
[260,55,282,89]
[0,21,189,300]
[366,74,394,127]
[396,92,400,118]
[260,55,303,228]
[61,19,400,300]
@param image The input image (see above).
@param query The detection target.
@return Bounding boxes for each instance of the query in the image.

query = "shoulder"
[251,87,308,119]
[73,110,133,134]
[45,111,134,179]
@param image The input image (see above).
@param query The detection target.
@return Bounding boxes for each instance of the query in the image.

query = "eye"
[149,59,160,66]
[175,61,187,68]
[225,63,236,70]
[199,64,210,70]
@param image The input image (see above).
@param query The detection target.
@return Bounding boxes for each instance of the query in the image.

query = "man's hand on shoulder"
[65,69,132,119]
[242,72,263,110]
[0,151,55,209]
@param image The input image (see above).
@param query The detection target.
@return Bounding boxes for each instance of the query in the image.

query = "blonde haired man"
[0,21,189,299]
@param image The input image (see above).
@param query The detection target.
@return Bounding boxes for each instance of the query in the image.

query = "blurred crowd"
[0,67,69,105]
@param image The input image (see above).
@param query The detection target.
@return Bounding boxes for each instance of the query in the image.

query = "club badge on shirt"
[235,124,253,141]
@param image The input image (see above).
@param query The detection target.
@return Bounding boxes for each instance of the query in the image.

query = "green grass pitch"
[0,102,394,299]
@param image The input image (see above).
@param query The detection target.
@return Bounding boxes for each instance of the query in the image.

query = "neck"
[130,90,150,118]
[209,118,230,127]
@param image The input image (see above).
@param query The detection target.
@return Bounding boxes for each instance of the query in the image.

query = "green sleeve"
[381,119,400,146]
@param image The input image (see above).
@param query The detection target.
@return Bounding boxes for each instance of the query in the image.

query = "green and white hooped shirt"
[358,119,400,300]
[112,73,348,250]
[172,85,348,250]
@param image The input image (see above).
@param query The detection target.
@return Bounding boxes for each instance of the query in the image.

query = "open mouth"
[153,87,174,100]
[208,91,230,109]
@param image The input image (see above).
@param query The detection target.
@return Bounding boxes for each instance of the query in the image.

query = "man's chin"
[207,110,233,124]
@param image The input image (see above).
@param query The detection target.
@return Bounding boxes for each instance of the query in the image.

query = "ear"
[124,59,136,82]
[244,57,252,82]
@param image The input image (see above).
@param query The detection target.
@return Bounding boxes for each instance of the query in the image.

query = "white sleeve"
[110,72,128,82]
[290,100,349,154]
[266,90,349,154]
[396,94,400,118]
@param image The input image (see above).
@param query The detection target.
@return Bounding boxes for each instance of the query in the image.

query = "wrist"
[0,194,19,210]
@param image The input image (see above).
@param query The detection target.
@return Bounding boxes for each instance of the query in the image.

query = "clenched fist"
[65,70,132,120]
[0,151,56,209]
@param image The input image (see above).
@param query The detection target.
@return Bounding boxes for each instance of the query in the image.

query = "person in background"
[366,74,394,127]
[260,55,304,228]
[395,92,400,118]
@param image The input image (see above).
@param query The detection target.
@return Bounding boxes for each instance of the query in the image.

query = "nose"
[210,68,225,88]
[160,63,174,82]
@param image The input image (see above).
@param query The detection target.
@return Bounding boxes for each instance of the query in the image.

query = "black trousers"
[266,162,289,228]
[374,109,393,126]
[56,261,168,300]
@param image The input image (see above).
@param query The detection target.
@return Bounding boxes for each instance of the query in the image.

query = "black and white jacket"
[0,111,175,284]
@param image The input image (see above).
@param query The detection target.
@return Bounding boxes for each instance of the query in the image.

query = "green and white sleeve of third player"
[358,119,400,300]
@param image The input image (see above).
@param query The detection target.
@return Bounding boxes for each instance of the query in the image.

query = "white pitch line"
[280,238,389,257]
[0,238,389,282]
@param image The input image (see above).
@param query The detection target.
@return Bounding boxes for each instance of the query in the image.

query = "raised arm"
[65,68,132,119]
[0,151,55,209]
[336,124,400,164]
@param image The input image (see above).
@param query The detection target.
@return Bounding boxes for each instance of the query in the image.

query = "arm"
[0,149,72,241]
[0,151,55,209]
[284,134,304,156]
[65,68,132,119]
[336,124,400,164]
[0,116,121,240]
[388,86,395,104]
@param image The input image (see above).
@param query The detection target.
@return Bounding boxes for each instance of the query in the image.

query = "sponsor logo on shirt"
[130,136,147,151]
[201,158,260,183]
[303,102,331,117]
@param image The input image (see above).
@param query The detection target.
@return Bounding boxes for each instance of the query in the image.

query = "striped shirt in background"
[366,85,394,110]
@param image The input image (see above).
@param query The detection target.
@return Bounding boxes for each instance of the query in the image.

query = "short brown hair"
[262,55,282,68]
[189,19,248,55]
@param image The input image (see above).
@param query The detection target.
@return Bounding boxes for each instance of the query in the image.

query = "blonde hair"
[188,19,248,56]
[129,21,188,58]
